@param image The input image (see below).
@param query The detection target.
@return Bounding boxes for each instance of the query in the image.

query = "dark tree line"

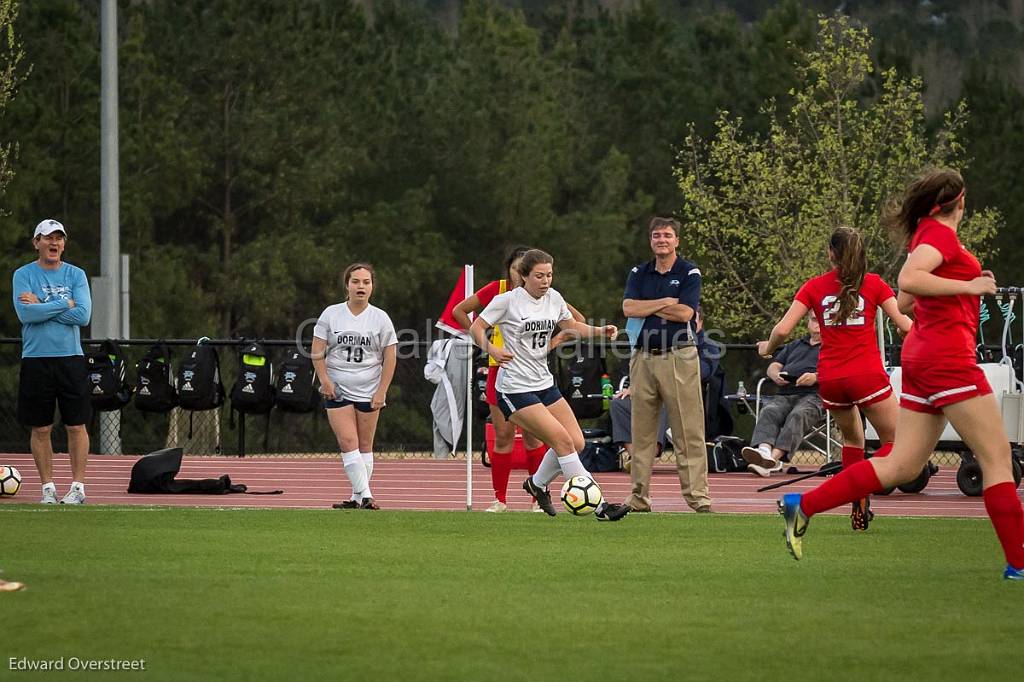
[2,0,1022,343]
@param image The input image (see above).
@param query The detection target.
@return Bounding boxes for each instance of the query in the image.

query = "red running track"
[0,453,1016,517]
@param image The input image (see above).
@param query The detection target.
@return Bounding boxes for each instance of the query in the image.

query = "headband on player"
[928,187,965,216]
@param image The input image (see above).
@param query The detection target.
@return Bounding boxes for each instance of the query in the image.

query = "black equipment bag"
[578,428,620,472]
[703,363,734,440]
[134,342,178,413]
[177,340,224,411]
[231,341,275,415]
[127,448,283,495]
[555,344,607,420]
[473,352,491,420]
[274,348,320,413]
[85,339,133,411]
[706,435,749,473]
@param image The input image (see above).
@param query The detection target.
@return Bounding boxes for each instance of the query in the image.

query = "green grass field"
[1,507,1019,681]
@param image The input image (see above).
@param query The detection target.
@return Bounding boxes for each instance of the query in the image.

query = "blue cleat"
[778,493,809,561]
[1004,565,1024,581]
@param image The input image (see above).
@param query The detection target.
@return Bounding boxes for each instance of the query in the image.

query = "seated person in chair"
[741,314,823,477]
[613,309,721,466]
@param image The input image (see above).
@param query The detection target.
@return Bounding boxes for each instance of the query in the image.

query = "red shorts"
[899,361,993,414]
[818,372,893,410]
[485,366,499,406]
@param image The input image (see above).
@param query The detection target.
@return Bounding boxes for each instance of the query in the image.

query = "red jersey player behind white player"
[777,168,1024,582]
[470,249,630,521]
[757,227,912,530]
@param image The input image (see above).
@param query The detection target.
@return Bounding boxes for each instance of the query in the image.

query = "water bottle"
[601,374,613,410]
[736,381,747,398]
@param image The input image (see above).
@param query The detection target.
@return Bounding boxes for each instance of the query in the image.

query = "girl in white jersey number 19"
[471,249,631,521]
[312,263,397,511]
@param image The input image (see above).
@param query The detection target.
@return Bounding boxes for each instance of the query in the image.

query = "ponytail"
[830,227,866,325]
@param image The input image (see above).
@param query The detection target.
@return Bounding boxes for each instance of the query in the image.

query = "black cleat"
[522,477,556,516]
[360,498,380,510]
[594,502,630,522]
[850,497,874,531]
[332,500,361,509]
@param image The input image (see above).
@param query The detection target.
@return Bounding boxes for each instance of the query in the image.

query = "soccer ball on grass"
[560,475,603,515]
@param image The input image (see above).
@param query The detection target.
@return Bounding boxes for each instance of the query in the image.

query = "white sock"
[361,451,373,483]
[556,452,587,481]
[342,450,369,499]
[360,452,374,500]
[71,481,85,492]
[42,482,56,492]
[531,448,561,488]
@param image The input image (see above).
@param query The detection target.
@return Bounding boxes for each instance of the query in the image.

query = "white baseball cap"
[34,219,67,238]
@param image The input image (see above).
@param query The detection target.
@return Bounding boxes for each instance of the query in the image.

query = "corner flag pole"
[464,265,474,511]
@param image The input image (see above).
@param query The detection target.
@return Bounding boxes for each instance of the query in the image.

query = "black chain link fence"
[2,336,965,465]
[0,337,775,458]
[0,339,439,456]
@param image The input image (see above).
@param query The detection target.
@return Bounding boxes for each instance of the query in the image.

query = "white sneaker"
[748,460,783,478]
[530,501,546,513]
[741,444,775,468]
[60,488,86,505]
[40,487,58,505]
[485,500,507,513]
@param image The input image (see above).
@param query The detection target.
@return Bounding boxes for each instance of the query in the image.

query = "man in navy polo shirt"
[621,217,711,512]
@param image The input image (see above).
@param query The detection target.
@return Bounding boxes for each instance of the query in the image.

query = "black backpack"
[274,349,319,413]
[703,364,734,440]
[554,343,607,420]
[706,436,749,473]
[177,340,224,411]
[473,352,490,421]
[134,343,178,413]
[231,341,275,415]
[128,448,283,495]
[579,428,620,472]
[85,340,133,411]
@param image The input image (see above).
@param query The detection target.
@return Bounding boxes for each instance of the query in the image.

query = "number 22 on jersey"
[821,295,866,326]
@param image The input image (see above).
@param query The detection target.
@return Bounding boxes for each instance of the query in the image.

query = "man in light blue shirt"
[13,219,92,504]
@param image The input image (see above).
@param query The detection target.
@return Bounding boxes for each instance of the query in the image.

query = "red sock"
[841,445,865,469]
[490,451,512,503]
[526,445,547,475]
[801,459,882,518]
[873,442,893,458]
[983,481,1024,569]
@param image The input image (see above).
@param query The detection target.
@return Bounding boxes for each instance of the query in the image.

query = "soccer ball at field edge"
[560,475,603,515]
[0,465,22,497]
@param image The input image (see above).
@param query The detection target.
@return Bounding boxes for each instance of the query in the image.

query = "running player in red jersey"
[757,227,912,530]
[778,169,1024,581]
[453,246,585,511]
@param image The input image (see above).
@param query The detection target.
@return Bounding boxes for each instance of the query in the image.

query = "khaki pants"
[626,346,711,511]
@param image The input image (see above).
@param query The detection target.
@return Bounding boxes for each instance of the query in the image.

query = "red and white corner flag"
[436,265,473,337]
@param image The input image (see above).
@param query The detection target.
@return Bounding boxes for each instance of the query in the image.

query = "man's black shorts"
[17,356,92,427]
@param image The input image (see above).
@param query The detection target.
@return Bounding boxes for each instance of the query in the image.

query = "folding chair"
[754,377,839,464]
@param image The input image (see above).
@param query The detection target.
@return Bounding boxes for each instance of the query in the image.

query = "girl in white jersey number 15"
[470,249,631,521]
[312,263,397,511]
